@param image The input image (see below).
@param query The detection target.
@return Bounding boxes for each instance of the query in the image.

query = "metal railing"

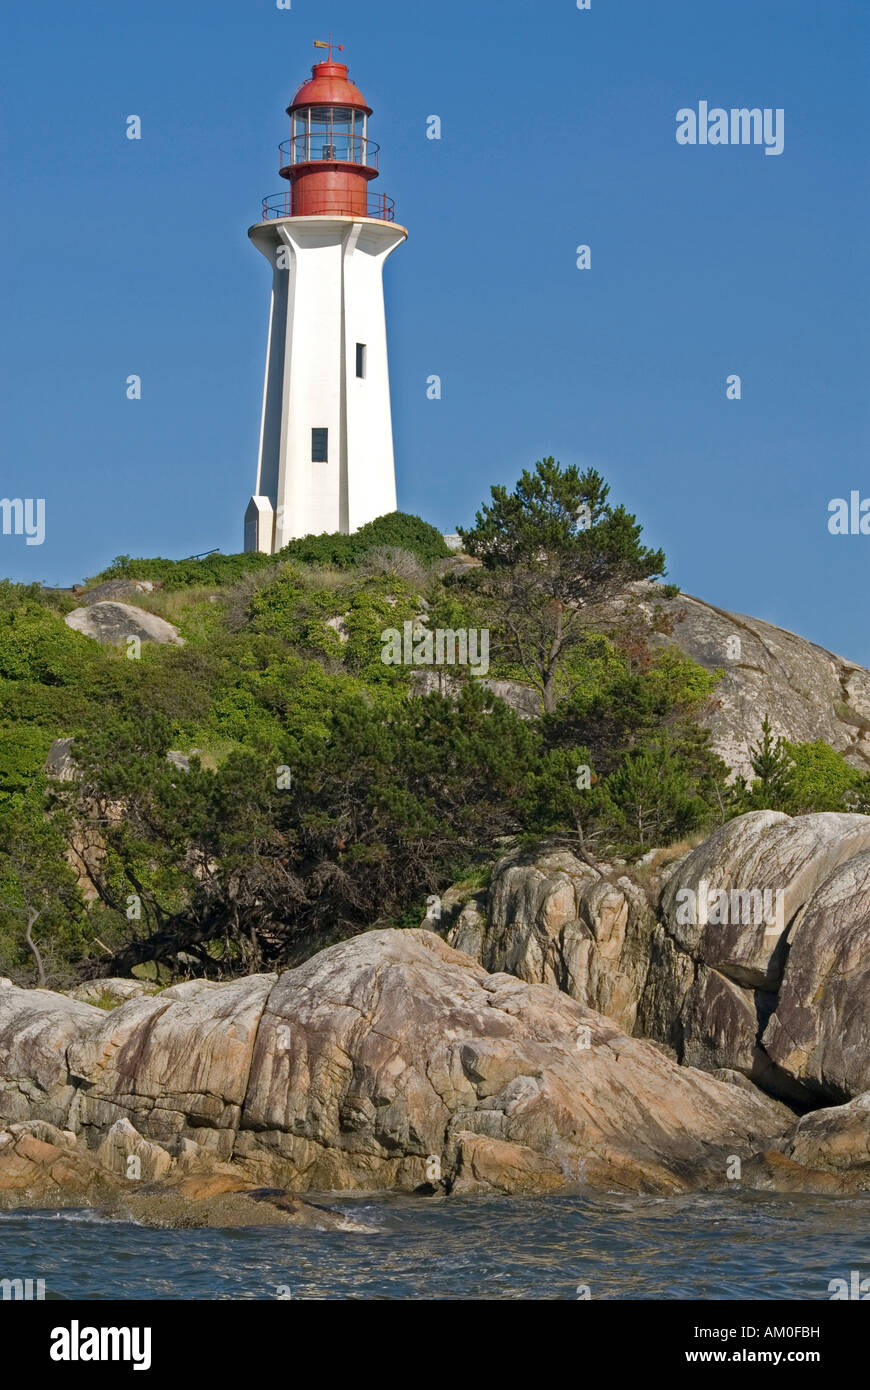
[279,134,379,170]
[260,191,396,222]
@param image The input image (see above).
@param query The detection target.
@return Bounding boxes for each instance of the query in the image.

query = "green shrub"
[741,730,870,815]
[95,514,450,590]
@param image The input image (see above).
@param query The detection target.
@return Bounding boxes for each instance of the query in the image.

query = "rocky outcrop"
[655,812,870,1101]
[659,811,870,989]
[44,737,78,782]
[0,930,791,1200]
[410,670,541,720]
[420,577,870,780]
[67,974,277,1158]
[65,978,160,1007]
[763,853,870,1103]
[449,811,870,1119]
[96,1116,173,1181]
[607,582,870,783]
[0,1121,362,1228]
[776,1093,870,1176]
[6,918,870,1200]
[79,579,156,605]
[236,928,792,1194]
[739,1092,870,1194]
[448,847,655,1034]
[64,601,183,647]
[0,980,102,1127]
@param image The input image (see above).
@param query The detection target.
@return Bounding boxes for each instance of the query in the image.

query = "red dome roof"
[287,62,372,116]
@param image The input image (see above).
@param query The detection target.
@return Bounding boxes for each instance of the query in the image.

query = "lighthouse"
[244,42,407,553]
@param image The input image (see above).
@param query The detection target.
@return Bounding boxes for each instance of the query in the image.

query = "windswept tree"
[458,459,667,713]
[61,687,542,975]
[0,804,84,985]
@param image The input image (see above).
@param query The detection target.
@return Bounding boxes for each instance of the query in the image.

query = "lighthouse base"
[244,495,275,553]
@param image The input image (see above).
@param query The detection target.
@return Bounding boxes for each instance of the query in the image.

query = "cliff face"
[628,583,870,783]
[449,810,870,1121]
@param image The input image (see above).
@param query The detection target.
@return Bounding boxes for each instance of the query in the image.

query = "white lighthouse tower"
[245,41,407,553]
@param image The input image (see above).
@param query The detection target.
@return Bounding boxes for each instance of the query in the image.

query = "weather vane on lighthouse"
[244,45,407,553]
[313,34,343,60]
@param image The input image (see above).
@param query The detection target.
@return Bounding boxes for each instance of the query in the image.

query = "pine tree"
[457,459,666,714]
[744,715,795,810]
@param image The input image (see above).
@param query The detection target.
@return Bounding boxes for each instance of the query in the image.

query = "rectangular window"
[311,427,328,462]
[355,343,366,379]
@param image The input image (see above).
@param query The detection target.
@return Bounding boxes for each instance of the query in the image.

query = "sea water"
[1,1189,868,1301]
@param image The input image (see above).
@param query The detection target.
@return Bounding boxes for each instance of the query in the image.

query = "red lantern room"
[261,40,395,223]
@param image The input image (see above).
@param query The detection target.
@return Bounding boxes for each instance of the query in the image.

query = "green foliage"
[544,647,718,774]
[280,511,451,567]
[94,550,274,590]
[740,725,870,815]
[0,724,63,812]
[741,716,797,811]
[95,513,450,589]
[0,590,103,686]
[0,784,89,982]
[457,459,667,712]
[594,727,730,853]
[247,565,421,689]
[60,683,540,971]
[6,467,860,985]
[532,651,730,853]
[785,740,870,813]
[459,459,665,585]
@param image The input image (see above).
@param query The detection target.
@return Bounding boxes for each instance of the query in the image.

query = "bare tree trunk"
[542,603,563,715]
[573,813,602,878]
[25,909,46,987]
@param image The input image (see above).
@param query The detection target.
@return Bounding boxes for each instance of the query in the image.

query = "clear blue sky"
[1,1,868,661]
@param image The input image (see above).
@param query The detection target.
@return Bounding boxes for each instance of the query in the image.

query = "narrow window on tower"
[311,427,328,462]
[356,343,367,379]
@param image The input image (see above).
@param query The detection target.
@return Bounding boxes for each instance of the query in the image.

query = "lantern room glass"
[290,107,368,164]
